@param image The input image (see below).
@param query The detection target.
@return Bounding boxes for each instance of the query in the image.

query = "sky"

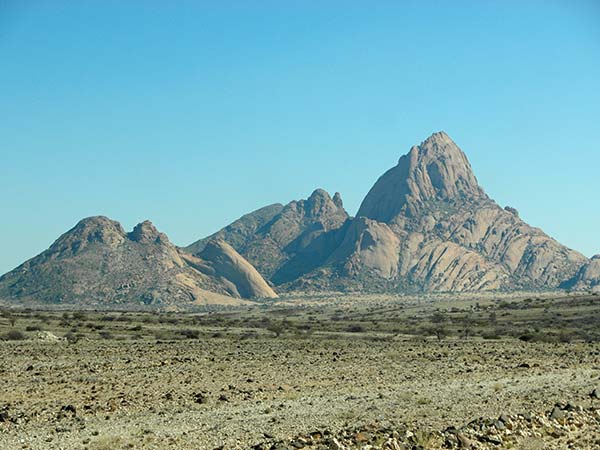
[1,0,599,274]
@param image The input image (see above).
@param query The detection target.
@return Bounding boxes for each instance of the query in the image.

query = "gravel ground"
[1,336,599,449]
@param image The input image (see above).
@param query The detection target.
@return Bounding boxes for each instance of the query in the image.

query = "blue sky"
[1,0,599,274]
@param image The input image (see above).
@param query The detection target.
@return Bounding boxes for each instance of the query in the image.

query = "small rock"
[550,406,565,421]
[456,433,472,448]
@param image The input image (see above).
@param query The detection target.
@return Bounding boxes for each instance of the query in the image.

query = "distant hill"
[0,217,276,308]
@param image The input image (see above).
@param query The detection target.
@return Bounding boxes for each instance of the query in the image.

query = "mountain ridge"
[189,131,590,293]
[1,131,597,308]
[0,216,277,307]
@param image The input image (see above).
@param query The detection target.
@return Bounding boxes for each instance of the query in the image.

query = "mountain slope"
[0,216,276,307]
[186,189,349,280]
[184,239,277,299]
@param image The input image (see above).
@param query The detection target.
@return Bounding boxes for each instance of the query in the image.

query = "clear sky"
[1,1,599,274]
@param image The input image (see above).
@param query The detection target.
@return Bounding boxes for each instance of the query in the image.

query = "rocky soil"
[1,334,599,449]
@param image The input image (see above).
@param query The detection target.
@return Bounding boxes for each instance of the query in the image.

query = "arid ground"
[1,292,599,449]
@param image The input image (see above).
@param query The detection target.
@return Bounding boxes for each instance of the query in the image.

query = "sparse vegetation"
[0,292,599,448]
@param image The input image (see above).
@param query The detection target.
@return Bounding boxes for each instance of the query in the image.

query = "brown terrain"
[1,292,599,449]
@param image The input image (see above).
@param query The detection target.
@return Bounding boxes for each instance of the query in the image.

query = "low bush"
[2,330,26,341]
[180,329,200,339]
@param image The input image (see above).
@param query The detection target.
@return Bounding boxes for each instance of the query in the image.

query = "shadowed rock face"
[186,189,349,280]
[0,216,275,307]
[564,255,600,292]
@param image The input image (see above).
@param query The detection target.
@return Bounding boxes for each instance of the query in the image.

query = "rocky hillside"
[2,132,591,302]
[0,216,277,307]
[186,189,349,280]
[192,132,588,293]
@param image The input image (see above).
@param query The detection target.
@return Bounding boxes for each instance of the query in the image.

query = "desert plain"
[1,292,600,449]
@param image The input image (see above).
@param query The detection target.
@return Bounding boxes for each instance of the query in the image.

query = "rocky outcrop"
[0,216,275,307]
[186,189,349,280]
[357,131,486,223]
[327,217,400,279]
[563,255,600,292]
[187,240,277,299]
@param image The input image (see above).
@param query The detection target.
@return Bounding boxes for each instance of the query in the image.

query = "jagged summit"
[357,131,485,223]
[332,192,343,209]
[186,189,349,279]
[301,188,347,222]
[48,216,126,256]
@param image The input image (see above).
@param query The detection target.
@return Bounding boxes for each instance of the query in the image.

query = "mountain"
[3,132,590,302]
[346,131,587,291]
[193,132,588,293]
[186,188,349,280]
[0,216,277,308]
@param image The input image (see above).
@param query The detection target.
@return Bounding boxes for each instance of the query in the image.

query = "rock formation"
[0,216,276,307]
[184,239,277,299]
[563,255,600,292]
[347,131,587,291]
[2,131,592,301]
[191,132,588,293]
[186,188,349,280]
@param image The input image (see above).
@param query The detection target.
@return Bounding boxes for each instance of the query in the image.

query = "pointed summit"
[357,131,485,223]
[305,188,346,219]
[128,220,168,244]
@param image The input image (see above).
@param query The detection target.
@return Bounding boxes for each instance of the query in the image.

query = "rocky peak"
[128,220,169,244]
[49,216,126,255]
[357,131,486,223]
[72,216,125,239]
[332,192,343,209]
[304,189,345,218]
